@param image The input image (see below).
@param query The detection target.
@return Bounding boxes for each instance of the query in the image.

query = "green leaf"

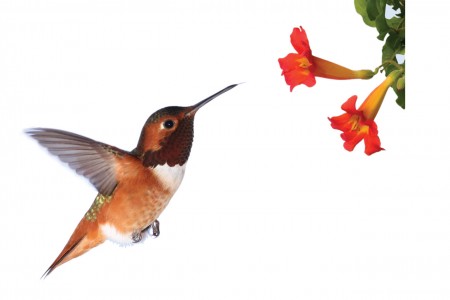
[395,88,405,109]
[382,33,402,62]
[355,0,376,27]
[376,13,390,40]
[366,0,379,20]
[386,16,402,30]
[382,37,395,62]
[366,0,384,21]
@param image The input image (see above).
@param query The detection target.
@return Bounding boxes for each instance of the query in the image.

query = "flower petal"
[284,69,316,90]
[363,121,384,155]
[342,129,365,152]
[278,53,316,90]
[329,114,352,131]
[278,53,304,74]
[290,27,311,55]
[341,96,359,113]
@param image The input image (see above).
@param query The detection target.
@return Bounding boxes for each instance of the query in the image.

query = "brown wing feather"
[26,128,126,195]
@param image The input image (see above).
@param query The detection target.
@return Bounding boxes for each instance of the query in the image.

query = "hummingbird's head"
[134,84,238,168]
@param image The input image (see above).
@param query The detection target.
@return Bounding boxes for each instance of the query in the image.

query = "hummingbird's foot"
[144,219,160,238]
[131,231,142,243]
[151,219,160,237]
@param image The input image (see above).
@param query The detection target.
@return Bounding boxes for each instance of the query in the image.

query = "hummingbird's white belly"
[100,163,186,245]
[100,223,135,245]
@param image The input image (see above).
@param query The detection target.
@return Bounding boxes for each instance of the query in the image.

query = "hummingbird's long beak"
[185,84,239,117]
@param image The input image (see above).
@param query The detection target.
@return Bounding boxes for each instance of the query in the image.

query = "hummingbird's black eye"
[163,120,174,129]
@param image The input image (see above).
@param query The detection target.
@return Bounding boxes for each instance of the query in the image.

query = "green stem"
[385,60,404,70]
[379,60,404,74]
[373,64,384,75]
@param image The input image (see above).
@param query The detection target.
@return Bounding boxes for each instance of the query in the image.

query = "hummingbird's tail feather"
[41,236,85,278]
[42,220,104,278]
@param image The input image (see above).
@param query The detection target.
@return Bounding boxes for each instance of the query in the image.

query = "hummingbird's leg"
[151,219,160,237]
[131,231,142,243]
[143,219,160,238]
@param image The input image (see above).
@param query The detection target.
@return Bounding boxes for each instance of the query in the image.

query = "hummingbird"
[26,84,238,278]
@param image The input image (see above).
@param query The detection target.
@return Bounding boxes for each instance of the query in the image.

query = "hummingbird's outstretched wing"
[26,128,127,195]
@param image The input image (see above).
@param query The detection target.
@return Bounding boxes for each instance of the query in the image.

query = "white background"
[1,1,449,299]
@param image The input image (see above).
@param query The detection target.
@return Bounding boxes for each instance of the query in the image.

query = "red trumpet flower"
[278,27,374,91]
[329,71,402,155]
